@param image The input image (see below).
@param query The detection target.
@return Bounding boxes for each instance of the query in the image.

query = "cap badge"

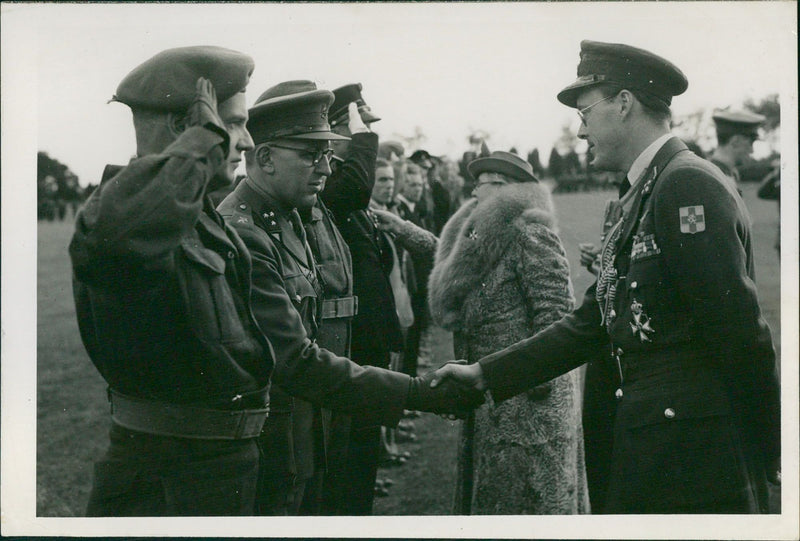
[679,205,705,234]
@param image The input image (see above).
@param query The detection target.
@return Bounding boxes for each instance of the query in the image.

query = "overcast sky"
[2,1,797,185]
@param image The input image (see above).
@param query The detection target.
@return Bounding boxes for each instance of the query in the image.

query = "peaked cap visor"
[248,89,349,144]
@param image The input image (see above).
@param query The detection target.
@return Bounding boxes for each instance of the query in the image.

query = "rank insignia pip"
[467,229,478,240]
[679,205,706,234]
[630,298,655,342]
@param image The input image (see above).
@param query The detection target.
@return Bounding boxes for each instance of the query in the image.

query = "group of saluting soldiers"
[70,39,780,517]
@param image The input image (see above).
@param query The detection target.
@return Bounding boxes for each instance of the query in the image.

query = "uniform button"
[239,204,247,210]
[664,408,676,419]
[295,294,302,302]
[609,309,616,319]
[227,251,235,259]
[615,388,624,399]
[630,281,638,289]
[616,347,624,356]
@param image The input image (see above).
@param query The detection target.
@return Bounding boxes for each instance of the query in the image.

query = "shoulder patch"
[679,205,705,234]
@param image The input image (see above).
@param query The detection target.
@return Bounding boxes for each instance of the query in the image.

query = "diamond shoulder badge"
[679,205,705,234]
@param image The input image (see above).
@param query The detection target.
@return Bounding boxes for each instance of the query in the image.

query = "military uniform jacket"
[217,179,409,440]
[321,132,403,364]
[70,127,273,410]
[479,137,780,513]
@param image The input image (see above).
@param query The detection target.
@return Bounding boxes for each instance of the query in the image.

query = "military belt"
[320,295,358,319]
[109,389,269,440]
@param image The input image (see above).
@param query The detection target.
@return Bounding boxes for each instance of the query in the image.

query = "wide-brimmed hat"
[557,40,688,109]
[247,80,350,144]
[329,83,381,127]
[468,151,539,183]
[112,46,254,113]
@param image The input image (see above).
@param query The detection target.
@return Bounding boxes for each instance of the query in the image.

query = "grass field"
[36,184,782,516]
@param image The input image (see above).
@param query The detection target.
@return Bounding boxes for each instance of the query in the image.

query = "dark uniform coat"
[479,137,780,514]
[71,126,274,515]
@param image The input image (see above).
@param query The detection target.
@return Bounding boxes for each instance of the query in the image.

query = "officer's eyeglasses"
[577,94,616,126]
[267,144,334,166]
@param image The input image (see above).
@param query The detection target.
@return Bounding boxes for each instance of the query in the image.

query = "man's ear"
[256,145,272,168]
[167,112,187,137]
[618,89,634,117]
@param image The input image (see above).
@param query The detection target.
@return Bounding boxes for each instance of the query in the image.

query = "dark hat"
[112,46,254,113]
[468,151,539,184]
[409,149,433,169]
[557,40,688,108]
[247,80,350,144]
[329,83,381,127]
[713,110,765,139]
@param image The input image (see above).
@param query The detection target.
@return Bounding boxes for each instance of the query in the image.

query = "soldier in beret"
[709,109,766,187]
[217,80,484,515]
[433,40,780,514]
[70,50,483,517]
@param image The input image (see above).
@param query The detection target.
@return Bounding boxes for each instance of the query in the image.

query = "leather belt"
[320,295,358,319]
[109,390,269,440]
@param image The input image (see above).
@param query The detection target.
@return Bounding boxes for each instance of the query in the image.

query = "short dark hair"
[598,84,672,124]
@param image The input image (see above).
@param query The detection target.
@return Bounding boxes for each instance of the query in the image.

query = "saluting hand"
[187,77,226,136]
[347,101,370,135]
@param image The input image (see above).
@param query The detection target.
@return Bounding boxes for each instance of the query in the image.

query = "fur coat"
[428,182,589,515]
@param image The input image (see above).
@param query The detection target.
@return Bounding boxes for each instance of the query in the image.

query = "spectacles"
[267,143,334,166]
[577,94,615,126]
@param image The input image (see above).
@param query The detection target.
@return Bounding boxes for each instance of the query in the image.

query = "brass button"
[616,347,624,356]
[630,281,638,289]
[227,251,235,259]
[239,204,247,210]
[615,388,623,399]
[664,408,676,419]
[295,294,302,303]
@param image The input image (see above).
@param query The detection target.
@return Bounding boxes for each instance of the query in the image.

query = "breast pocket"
[179,240,246,344]
[282,269,319,309]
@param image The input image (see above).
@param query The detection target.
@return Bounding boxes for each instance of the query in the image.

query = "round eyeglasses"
[576,94,615,126]
[267,143,334,166]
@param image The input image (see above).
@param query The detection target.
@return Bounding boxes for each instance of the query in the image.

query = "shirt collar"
[626,133,673,186]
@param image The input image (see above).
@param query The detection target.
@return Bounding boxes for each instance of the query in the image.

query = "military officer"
[433,40,780,514]
[217,80,483,515]
[709,109,766,185]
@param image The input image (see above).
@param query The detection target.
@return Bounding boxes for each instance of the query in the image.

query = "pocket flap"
[180,240,226,274]
[621,389,731,429]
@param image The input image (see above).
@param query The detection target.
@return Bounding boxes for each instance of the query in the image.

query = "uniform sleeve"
[320,132,378,220]
[480,281,607,403]
[653,167,780,461]
[232,221,410,426]
[70,126,227,281]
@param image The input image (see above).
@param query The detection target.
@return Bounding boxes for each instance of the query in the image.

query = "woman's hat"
[468,151,539,183]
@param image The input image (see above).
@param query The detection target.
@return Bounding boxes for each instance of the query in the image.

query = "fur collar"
[429,182,556,330]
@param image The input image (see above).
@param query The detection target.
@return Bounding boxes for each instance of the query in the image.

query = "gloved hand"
[186,77,229,155]
[347,101,370,135]
[406,365,485,418]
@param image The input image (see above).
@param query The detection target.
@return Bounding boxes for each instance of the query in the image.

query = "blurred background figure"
[709,109,765,191]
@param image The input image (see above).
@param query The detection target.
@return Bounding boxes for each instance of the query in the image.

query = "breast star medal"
[630,299,655,342]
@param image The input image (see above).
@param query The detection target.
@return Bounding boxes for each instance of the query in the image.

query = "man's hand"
[370,208,405,235]
[347,101,370,135]
[186,77,227,133]
[407,367,485,418]
[579,242,601,276]
[430,360,487,392]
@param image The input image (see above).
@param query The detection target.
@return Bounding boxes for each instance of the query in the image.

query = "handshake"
[406,361,488,418]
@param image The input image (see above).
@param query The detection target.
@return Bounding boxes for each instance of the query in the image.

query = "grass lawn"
[36,183,782,516]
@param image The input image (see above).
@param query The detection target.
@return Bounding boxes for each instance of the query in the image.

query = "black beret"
[713,110,765,139]
[112,46,254,113]
[247,80,349,144]
[329,83,381,127]
[557,40,688,108]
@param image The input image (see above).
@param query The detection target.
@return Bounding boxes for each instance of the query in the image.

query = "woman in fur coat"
[429,151,588,514]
